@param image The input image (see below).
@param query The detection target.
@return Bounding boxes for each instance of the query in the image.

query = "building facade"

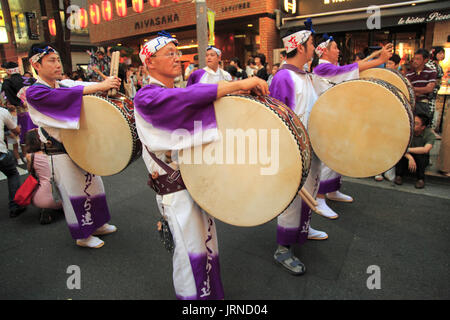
[87,0,281,73]
[281,0,450,66]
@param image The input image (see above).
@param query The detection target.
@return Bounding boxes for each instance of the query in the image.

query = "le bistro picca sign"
[397,10,450,25]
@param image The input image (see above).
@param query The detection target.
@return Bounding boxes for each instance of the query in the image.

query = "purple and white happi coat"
[25,77,111,240]
[134,76,224,300]
[269,65,321,246]
[187,67,232,86]
[313,59,359,193]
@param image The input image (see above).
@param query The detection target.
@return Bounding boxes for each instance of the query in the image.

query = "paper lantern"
[89,4,101,25]
[115,0,127,17]
[79,8,88,28]
[48,19,56,36]
[149,0,160,8]
[132,0,144,13]
[101,1,113,21]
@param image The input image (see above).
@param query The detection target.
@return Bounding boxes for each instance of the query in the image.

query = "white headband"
[315,39,332,58]
[29,46,59,64]
[206,46,221,57]
[282,30,312,53]
[6,67,20,75]
[140,35,179,66]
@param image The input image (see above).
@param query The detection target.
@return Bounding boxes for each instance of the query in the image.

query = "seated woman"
[25,129,63,224]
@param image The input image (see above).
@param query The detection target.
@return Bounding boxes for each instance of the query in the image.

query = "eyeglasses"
[153,51,182,59]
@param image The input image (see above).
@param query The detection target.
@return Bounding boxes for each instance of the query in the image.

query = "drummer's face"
[327,42,340,64]
[33,53,63,81]
[304,36,315,61]
[148,43,182,78]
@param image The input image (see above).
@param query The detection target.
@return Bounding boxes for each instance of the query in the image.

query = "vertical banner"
[207,9,215,46]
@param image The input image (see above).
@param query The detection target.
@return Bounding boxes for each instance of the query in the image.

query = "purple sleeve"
[26,84,84,122]
[313,62,359,77]
[187,69,206,86]
[134,83,218,132]
[269,70,296,111]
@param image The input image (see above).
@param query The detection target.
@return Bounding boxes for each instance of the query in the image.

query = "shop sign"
[25,12,39,40]
[221,2,251,13]
[397,11,450,25]
[298,0,395,16]
[135,13,180,30]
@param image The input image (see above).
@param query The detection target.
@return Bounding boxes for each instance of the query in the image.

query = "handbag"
[14,153,39,206]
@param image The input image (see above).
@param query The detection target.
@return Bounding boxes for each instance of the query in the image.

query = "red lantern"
[48,19,56,36]
[89,4,101,25]
[101,0,113,21]
[132,0,144,13]
[115,0,127,17]
[79,8,88,28]
[149,0,160,8]
[172,0,180,2]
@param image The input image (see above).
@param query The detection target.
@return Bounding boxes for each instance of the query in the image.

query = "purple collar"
[280,63,307,74]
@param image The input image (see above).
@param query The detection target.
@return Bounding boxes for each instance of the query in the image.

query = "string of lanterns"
[48,0,181,36]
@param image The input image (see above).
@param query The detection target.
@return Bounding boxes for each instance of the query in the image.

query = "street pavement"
[0,158,449,300]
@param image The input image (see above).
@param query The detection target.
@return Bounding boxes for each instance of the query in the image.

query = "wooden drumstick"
[108,51,120,97]
[362,49,382,62]
[300,187,318,206]
[298,188,319,213]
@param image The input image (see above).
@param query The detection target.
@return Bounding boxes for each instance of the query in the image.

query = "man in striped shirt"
[405,49,437,118]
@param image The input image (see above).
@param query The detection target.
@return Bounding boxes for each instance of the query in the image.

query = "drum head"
[60,95,134,176]
[309,80,411,178]
[179,96,303,227]
[360,68,414,107]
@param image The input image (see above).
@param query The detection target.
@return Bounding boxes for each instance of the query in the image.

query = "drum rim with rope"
[308,78,414,178]
[60,92,142,176]
[179,94,311,227]
[359,67,416,109]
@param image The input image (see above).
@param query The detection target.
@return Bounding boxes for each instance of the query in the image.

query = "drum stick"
[108,51,120,96]
[299,188,318,206]
[298,190,317,213]
[362,49,382,62]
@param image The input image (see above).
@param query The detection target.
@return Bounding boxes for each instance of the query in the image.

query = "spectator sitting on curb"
[394,113,436,189]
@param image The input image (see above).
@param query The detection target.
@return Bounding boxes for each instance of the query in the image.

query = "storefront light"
[116,0,127,17]
[79,8,88,28]
[149,0,161,8]
[102,0,113,21]
[90,4,101,25]
[132,0,144,13]
[48,18,57,36]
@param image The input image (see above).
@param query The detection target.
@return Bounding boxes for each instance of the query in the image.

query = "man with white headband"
[25,43,121,249]
[134,33,268,300]
[269,19,329,276]
[187,46,231,85]
[312,35,393,219]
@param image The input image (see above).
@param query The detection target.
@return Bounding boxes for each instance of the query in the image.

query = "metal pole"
[195,0,208,69]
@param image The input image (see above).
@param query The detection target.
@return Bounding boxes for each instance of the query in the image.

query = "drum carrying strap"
[145,147,186,196]
[40,127,67,155]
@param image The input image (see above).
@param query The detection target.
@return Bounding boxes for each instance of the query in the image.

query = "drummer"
[133,33,268,299]
[25,43,121,249]
[268,20,329,276]
[311,36,393,219]
[186,46,232,85]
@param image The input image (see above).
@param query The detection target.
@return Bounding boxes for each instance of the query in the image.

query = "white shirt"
[0,108,17,154]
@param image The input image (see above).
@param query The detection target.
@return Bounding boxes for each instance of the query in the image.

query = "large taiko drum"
[179,95,311,227]
[308,78,413,178]
[60,93,142,176]
[359,68,415,109]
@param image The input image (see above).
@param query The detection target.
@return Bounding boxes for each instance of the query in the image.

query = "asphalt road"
[1,159,449,300]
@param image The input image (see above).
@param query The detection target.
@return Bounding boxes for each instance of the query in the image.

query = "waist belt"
[40,128,67,155]
[146,147,186,196]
